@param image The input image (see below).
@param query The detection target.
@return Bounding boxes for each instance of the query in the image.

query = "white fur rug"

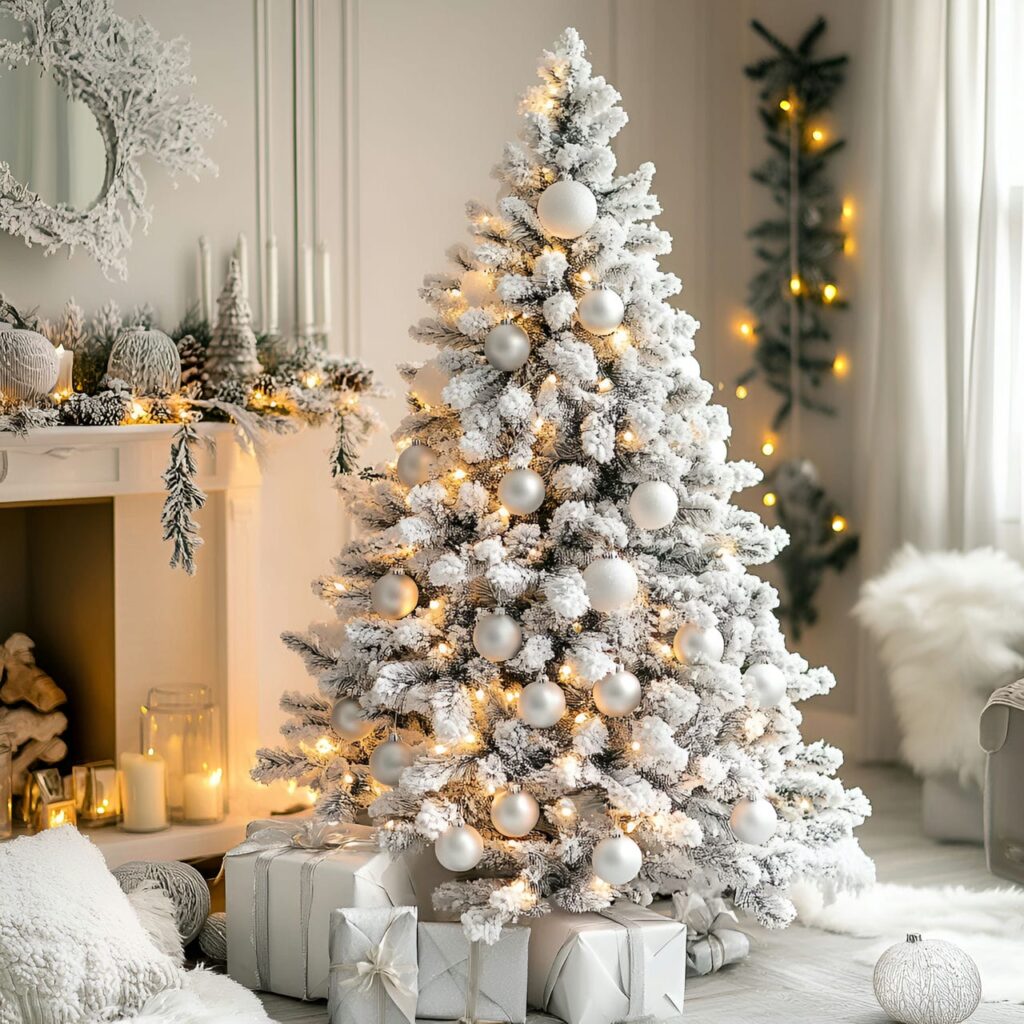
[793,882,1024,1003]
[116,967,275,1024]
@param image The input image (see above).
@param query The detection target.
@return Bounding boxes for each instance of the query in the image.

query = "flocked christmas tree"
[254,29,872,941]
[204,256,263,382]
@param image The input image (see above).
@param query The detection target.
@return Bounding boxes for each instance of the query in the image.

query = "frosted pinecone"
[61,391,129,427]
[212,379,249,407]
[177,334,207,388]
[251,373,280,396]
[331,359,374,392]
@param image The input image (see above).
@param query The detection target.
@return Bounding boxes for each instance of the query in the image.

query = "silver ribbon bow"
[670,891,750,976]
[598,905,646,1023]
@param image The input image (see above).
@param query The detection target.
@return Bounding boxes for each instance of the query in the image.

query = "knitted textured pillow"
[0,827,181,1024]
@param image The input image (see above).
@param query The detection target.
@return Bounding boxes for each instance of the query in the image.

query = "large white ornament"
[0,322,59,402]
[371,573,419,620]
[498,468,545,515]
[460,270,495,307]
[673,623,725,665]
[368,735,415,785]
[536,179,597,239]
[873,934,981,1024]
[583,558,639,613]
[628,481,679,531]
[434,823,484,872]
[707,438,728,463]
[593,669,642,717]
[484,323,531,371]
[330,698,374,741]
[107,325,181,394]
[744,663,786,708]
[472,613,522,663]
[490,789,539,838]
[592,834,643,885]
[680,354,701,378]
[396,444,438,487]
[412,359,449,407]
[577,289,625,336]
[519,680,566,728]
[730,798,777,845]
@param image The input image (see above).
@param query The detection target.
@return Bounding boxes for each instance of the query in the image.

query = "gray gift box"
[981,680,1024,883]
[416,921,530,1023]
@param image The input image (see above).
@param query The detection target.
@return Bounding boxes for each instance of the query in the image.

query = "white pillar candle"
[266,235,279,334]
[301,242,315,336]
[183,768,223,823]
[198,235,213,324]
[316,241,331,338]
[120,752,169,833]
[52,345,73,394]
[235,232,249,302]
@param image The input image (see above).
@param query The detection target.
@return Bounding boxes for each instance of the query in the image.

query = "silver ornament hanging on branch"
[592,833,643,885]
[518,679,566,728]
[498,468,545,515]
[673,623,725,665]
[434,823,484,872]
[583,557,639,613]
[368,733,415,785]
[593,668,642,717]
[484,323,531,371]
[628,481,679,531]
[331,697,375,741]
[577,288,624,336]
[396,444,438,487]
[536,179,597,239]
[490,788,539,838]
[472,612,522,663]
[730,797,777,845]
[371,573,419,620]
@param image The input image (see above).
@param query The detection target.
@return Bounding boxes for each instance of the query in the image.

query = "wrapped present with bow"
[668,892,750,977]
[329,906,418,1024]
[225,819,418,1000]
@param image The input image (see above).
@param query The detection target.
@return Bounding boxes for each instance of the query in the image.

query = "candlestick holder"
[182,701,224,824]
[140,686,211,821]
[72,761,121,827]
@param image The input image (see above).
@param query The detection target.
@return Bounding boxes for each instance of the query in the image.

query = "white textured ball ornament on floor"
[368,735,415,785]
[583,557,639,613]
[472,613,522,663]
[396,444,437,487]
[498,468,545,515]
[577,288,625,336]
[730,798,778,845]
[673,623,725,664]
[628,481,679,530]
[371,573,419,620]
[592,834,643,885]
[593,668,642,717]
[460,269,495,307]
[331,698,374,740]
[536,179,598,239]
[484,323,531,371]
[518,680,566,728]
[434,824,485,873]
[490,789,540,838]
[873,933,981,1024]
[412,359,449,408]
[744,663,786,708]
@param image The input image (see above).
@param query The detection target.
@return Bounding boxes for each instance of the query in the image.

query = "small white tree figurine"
[205,257,262,382]
[255,28,872,940]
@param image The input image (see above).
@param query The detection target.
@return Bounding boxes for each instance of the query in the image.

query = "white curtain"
[856,0,1024,759]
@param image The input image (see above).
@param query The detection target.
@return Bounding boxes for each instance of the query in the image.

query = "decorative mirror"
[0,0,218,278]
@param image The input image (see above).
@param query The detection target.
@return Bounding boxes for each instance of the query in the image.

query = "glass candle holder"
[34,796,77,831]
[0,735,12,839]
[182,702,224,824]
[72,761,121,827]
[140,686,211,822]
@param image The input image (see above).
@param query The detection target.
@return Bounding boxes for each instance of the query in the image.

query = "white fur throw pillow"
[0,826,181,1024]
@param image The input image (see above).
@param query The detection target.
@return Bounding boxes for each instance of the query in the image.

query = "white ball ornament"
[536,179,598,240]
[673,623,725,664]
[577,288,625,336]
[472,613,522,663]
[593,669,642,717]
[0,322,60,402]
[744,663,786,708]
[680,354,701,378]
[107,325,181,394]
[396,444,437,487]
[707,438,728,463]
[412,359,449,407]
[592,834,643,885]
[730,798,778,845]
[873,934,981,1024]
[490,789,540,838]
[484,323,530,371]
[498,468,545,515]
[518,680,566,728]
[371,573,419,620]
[330,698,374,741]
[434,824,484,873]
[628,481,678,531]
[368,735,415,785]
[583,558,639,613]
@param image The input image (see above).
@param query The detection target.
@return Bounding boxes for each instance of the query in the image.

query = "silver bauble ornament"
[730,797,777,845]
[498,468,545,515]
[0,322,59,402]
[331,698,374,740]
[107,325,182,394]
[484,324,531,371]
[434,823,484,872]
[412,359,449,407]
[368,735,415,785]
[673,623,725,664]
[583,557,639,613]
[460,270,495,307]
[518,680,566,728]
[744,663,786,708]
[577,289,625,336]
[490,789,539,838]
[536,179,598,239]
[472,613,522,663]
[592,834,643,885]
[628,481,679,531]
[873,933,981,1024]
[371,573,419,620]
[396,444,438,487]
[593,669,642,717]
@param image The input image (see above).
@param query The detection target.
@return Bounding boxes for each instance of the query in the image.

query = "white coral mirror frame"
[0,0,218,279]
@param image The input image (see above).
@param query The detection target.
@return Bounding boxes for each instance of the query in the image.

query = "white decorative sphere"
[680,354,701,378]
[331,698,374,740]
[498,468,545,515]
[412,359,449,408]
[369,735,415,785]
[0,322,59,402]
[371,573,419,620]
[519,680,566,728]
[873,934,981,1024]
[628,481,679,531]
[730,798,777,845]
[577,289,625,336]
[673,623,725,665]
[593,669,642,717]
[484,323,531,372]
[460,270,495,307]
[536,180,598,239]
[707,438,728,463]
[490,789,539,838]
[744,663,786,708]
[107,325,181,394]
[435,824,484,872]
[592,834,643,885]
[583,558,639,613]
[396,444,438,487]
[472,613,522,663]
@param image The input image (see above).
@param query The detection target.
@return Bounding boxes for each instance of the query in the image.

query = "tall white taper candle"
[301,243,315,336]
[266,235,279,334]
[316,241,331,339]
[198,235,213,324]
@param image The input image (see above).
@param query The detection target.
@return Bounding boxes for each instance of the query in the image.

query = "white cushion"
[0,826,181,1024]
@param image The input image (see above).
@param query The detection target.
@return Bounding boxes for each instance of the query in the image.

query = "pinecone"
[147,398,176,424]
[212,379,249,407]
[177,333,208,388]
[67,391,129,427]
[251,373,280,396]
[330,359,374,393]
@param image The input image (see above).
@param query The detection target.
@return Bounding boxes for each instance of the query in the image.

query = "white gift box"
[225,821,418,1000]
[525,903,686,1024]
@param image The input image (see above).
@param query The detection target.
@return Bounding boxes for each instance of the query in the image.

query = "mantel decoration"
[0,0,219,278]
[736,18,858,635]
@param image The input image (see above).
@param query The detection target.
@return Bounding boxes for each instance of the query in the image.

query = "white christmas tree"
[254,28,872,941]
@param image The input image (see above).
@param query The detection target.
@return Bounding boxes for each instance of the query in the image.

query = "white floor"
[258,765,1021,1023]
